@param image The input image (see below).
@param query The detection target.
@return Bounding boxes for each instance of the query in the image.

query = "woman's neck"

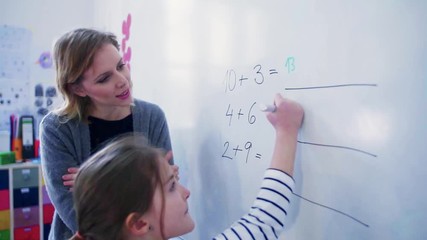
[88,105,132,121]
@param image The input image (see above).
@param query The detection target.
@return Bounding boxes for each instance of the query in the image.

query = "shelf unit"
[0,162,53,240]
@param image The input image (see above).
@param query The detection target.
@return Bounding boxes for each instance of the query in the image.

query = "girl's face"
[74,43,133,116]
[147,158,195,238]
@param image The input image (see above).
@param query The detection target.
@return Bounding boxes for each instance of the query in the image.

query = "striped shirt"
[213,168,294,240]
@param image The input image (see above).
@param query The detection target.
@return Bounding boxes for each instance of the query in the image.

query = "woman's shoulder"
[132,99,163,113]
[40,111,79,129]
[132,99,167,127]
[41,111,61,126]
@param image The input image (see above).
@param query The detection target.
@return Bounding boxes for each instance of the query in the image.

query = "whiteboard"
[94,1,427,239]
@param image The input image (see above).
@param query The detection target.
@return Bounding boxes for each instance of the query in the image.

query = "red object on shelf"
[43,204,54,224]
[14,225,40,240]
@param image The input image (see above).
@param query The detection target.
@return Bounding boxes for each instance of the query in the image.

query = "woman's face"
[147,158,195,238]
[74,43,133,114]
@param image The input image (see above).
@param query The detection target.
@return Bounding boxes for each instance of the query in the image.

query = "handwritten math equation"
[224,57,295,93]
[220,57,296,163]
[225,102,257,126]
[220,57,376,227]
[222,102,264,163]
[222,140,262,163]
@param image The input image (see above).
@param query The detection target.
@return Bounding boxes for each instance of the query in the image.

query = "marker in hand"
[259,103,277,112]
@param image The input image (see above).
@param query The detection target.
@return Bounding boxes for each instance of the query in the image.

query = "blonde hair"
[53,28,120,121]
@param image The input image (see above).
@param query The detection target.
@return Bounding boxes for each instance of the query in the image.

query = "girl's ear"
[124,213,150,236]
[68,83,87,97]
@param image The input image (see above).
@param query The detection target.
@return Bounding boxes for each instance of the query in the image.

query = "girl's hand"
[266,93,304,136]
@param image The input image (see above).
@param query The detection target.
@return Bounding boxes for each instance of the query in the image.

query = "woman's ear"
[68,83,87,97]
[124,213,150,236]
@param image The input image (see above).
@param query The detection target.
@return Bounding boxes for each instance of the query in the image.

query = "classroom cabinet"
[0,163,54,240]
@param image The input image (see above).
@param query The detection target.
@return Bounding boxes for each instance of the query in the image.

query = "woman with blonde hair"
[40,28,173,240]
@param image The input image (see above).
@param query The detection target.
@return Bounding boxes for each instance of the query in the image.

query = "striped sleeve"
[213,168,295,240]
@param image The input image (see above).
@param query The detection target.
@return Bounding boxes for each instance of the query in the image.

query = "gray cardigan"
[40,99,172,240]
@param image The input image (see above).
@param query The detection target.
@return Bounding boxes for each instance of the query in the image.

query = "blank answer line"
[297,140,377,158]
[285,83,378,90]
[293,192,370,228]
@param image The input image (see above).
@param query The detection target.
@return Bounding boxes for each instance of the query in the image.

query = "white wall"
[0,0,95,132]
